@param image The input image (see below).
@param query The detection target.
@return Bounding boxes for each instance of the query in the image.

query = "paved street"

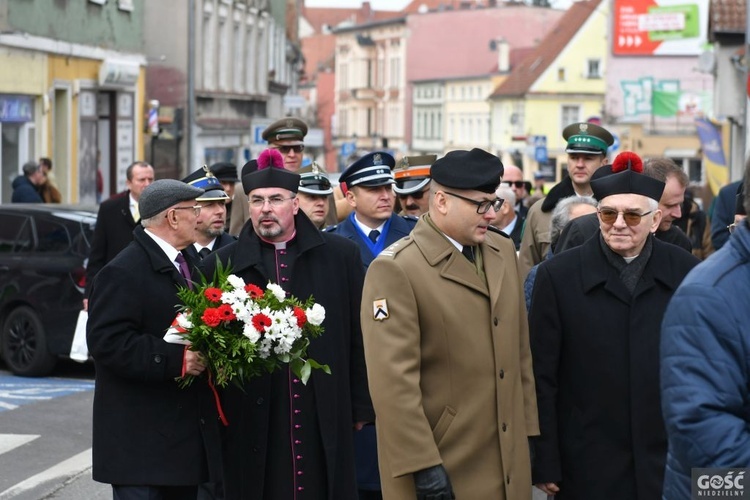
[0,361,108,500]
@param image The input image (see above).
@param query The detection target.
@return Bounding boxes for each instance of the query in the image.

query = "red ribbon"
[207,370,229,427]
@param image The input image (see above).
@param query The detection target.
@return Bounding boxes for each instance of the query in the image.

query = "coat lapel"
[481,235,506,308]
[412,218,488,296]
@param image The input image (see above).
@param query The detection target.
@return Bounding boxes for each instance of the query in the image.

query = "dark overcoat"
[200,212,373,500]
[324,212,416,267]
[86,225,222,486]
[183,232,237,263]
[85,192,137,297]
[529,234,699,499]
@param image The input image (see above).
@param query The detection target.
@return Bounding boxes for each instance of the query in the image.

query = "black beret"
[262,118,308,145]
[241,159,300,194]
[430,148,503,194]
[139,179,204,220]
[209,162,240,183]
[339,152,396,189]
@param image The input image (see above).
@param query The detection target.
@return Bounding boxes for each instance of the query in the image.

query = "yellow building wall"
[0,47,46,94]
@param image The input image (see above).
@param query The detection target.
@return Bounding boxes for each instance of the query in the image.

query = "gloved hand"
[413,464,455,500]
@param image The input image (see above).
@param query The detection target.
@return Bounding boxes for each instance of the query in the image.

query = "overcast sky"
[304,0,573,10]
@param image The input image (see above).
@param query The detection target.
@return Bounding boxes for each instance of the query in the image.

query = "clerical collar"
[258,230,297,250]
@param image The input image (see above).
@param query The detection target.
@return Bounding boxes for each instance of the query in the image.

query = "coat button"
[153,354,162,363]
[502,423,507,432]
[506,475,510,484]
[493,317,498,326]
[200,418,205,425]
[499,369,505,379]
[256,397,264,405]
[252,446,259,452]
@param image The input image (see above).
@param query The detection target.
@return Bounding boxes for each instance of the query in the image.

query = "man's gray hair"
[495,184,515,208]
[550,196,598,247]
[22,161,39,176]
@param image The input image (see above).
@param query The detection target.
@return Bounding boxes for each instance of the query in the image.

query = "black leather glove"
[413,464,455,500]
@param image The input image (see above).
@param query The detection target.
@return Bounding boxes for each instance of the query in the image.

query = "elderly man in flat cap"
[199,149,374,500]
[518,121,614,279]
[529,152,699,500]
[86,179,223,500]
[182,166,236,262]
[393,154,436,217]
[361,148,539,500]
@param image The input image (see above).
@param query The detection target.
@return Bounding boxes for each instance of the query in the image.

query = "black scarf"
[599,233,654,295]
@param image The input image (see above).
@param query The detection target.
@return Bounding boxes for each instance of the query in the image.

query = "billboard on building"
[613,0,709,56]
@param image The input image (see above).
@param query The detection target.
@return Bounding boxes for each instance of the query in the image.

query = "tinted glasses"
[274,145,304,154]
[397,190,427,200]
[597,208,653,226]
[502,181,525,189]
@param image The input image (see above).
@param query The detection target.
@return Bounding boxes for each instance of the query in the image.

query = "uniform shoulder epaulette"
[488,225,510,238]
[322,224,338,232]
[378,236,414,259]
[402,215,418,223]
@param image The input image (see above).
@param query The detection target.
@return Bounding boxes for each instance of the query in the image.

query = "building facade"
[0,0,146,203]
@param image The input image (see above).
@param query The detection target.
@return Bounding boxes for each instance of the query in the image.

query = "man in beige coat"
[361,148,539,499]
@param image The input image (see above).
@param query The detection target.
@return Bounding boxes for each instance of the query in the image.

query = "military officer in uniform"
[518,121,613,279]
[181,166,236,262]
[208,161,240,234]
[325,151,417,499]
[361,148,539,499]
[393,154,437,217]
[297,161,334,229]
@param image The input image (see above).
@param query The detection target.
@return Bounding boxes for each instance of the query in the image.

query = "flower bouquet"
[165,261,330,390]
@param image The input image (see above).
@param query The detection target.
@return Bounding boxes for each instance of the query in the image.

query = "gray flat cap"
[139,179,204,220]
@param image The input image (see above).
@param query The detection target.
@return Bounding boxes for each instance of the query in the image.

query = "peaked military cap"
[394,154,437,195]
[591,152,664,202]
[340,151,396,189]
[262,117,308,145]
[209,162,240,183]
[298,162,333,195]
[182,166,230,201]
[431,148,503,194]
[563,122,614,155]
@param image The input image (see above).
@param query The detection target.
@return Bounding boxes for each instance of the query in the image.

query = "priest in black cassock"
[200,149,373,500]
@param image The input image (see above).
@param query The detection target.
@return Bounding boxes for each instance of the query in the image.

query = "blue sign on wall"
[0,96,33,123]
[340,142,356,157]
[534,135,548,163]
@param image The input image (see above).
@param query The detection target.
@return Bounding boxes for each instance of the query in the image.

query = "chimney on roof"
[497,38,510,72]
[362,1,372,20]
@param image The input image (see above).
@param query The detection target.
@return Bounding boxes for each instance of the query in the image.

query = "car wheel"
[1,306,57,377]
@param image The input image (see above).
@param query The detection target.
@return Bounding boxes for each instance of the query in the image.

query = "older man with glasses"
[529,152,699,500]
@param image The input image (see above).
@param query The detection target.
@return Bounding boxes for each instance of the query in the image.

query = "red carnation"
[217,304,236,321]
[202,308,222,327]
[293,306,307,329]
[204,287,223,302]
[252,313,273,333]
[245,284,264,298]
[612,151,643,173]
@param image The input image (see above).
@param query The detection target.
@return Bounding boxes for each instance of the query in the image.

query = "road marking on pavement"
[0,434,39,456]
[0,376,94,412]
[0,448,92,500]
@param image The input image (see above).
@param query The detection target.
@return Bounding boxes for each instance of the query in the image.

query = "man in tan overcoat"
[361,148,539,499]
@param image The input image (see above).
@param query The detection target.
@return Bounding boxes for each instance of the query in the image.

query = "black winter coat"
[529,234,699,500]
[200,212,373,500]
[86,225,222,486]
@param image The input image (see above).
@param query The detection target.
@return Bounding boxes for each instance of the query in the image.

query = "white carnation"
[267,282,287,302]
[227,274,245,290]
[242,322,261,344]
[306,303,326,326]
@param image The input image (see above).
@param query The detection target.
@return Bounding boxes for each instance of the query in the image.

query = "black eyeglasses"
[167,205,202,217]
[397,190,427,200]
[502,181,525,189]
[597,208,653,226]
[273,145,304,154]
[249,195,296,209]
[443,191,504,214]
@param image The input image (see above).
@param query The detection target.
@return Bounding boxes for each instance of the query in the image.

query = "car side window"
[35,219,70,253]
[0,214,32,253]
